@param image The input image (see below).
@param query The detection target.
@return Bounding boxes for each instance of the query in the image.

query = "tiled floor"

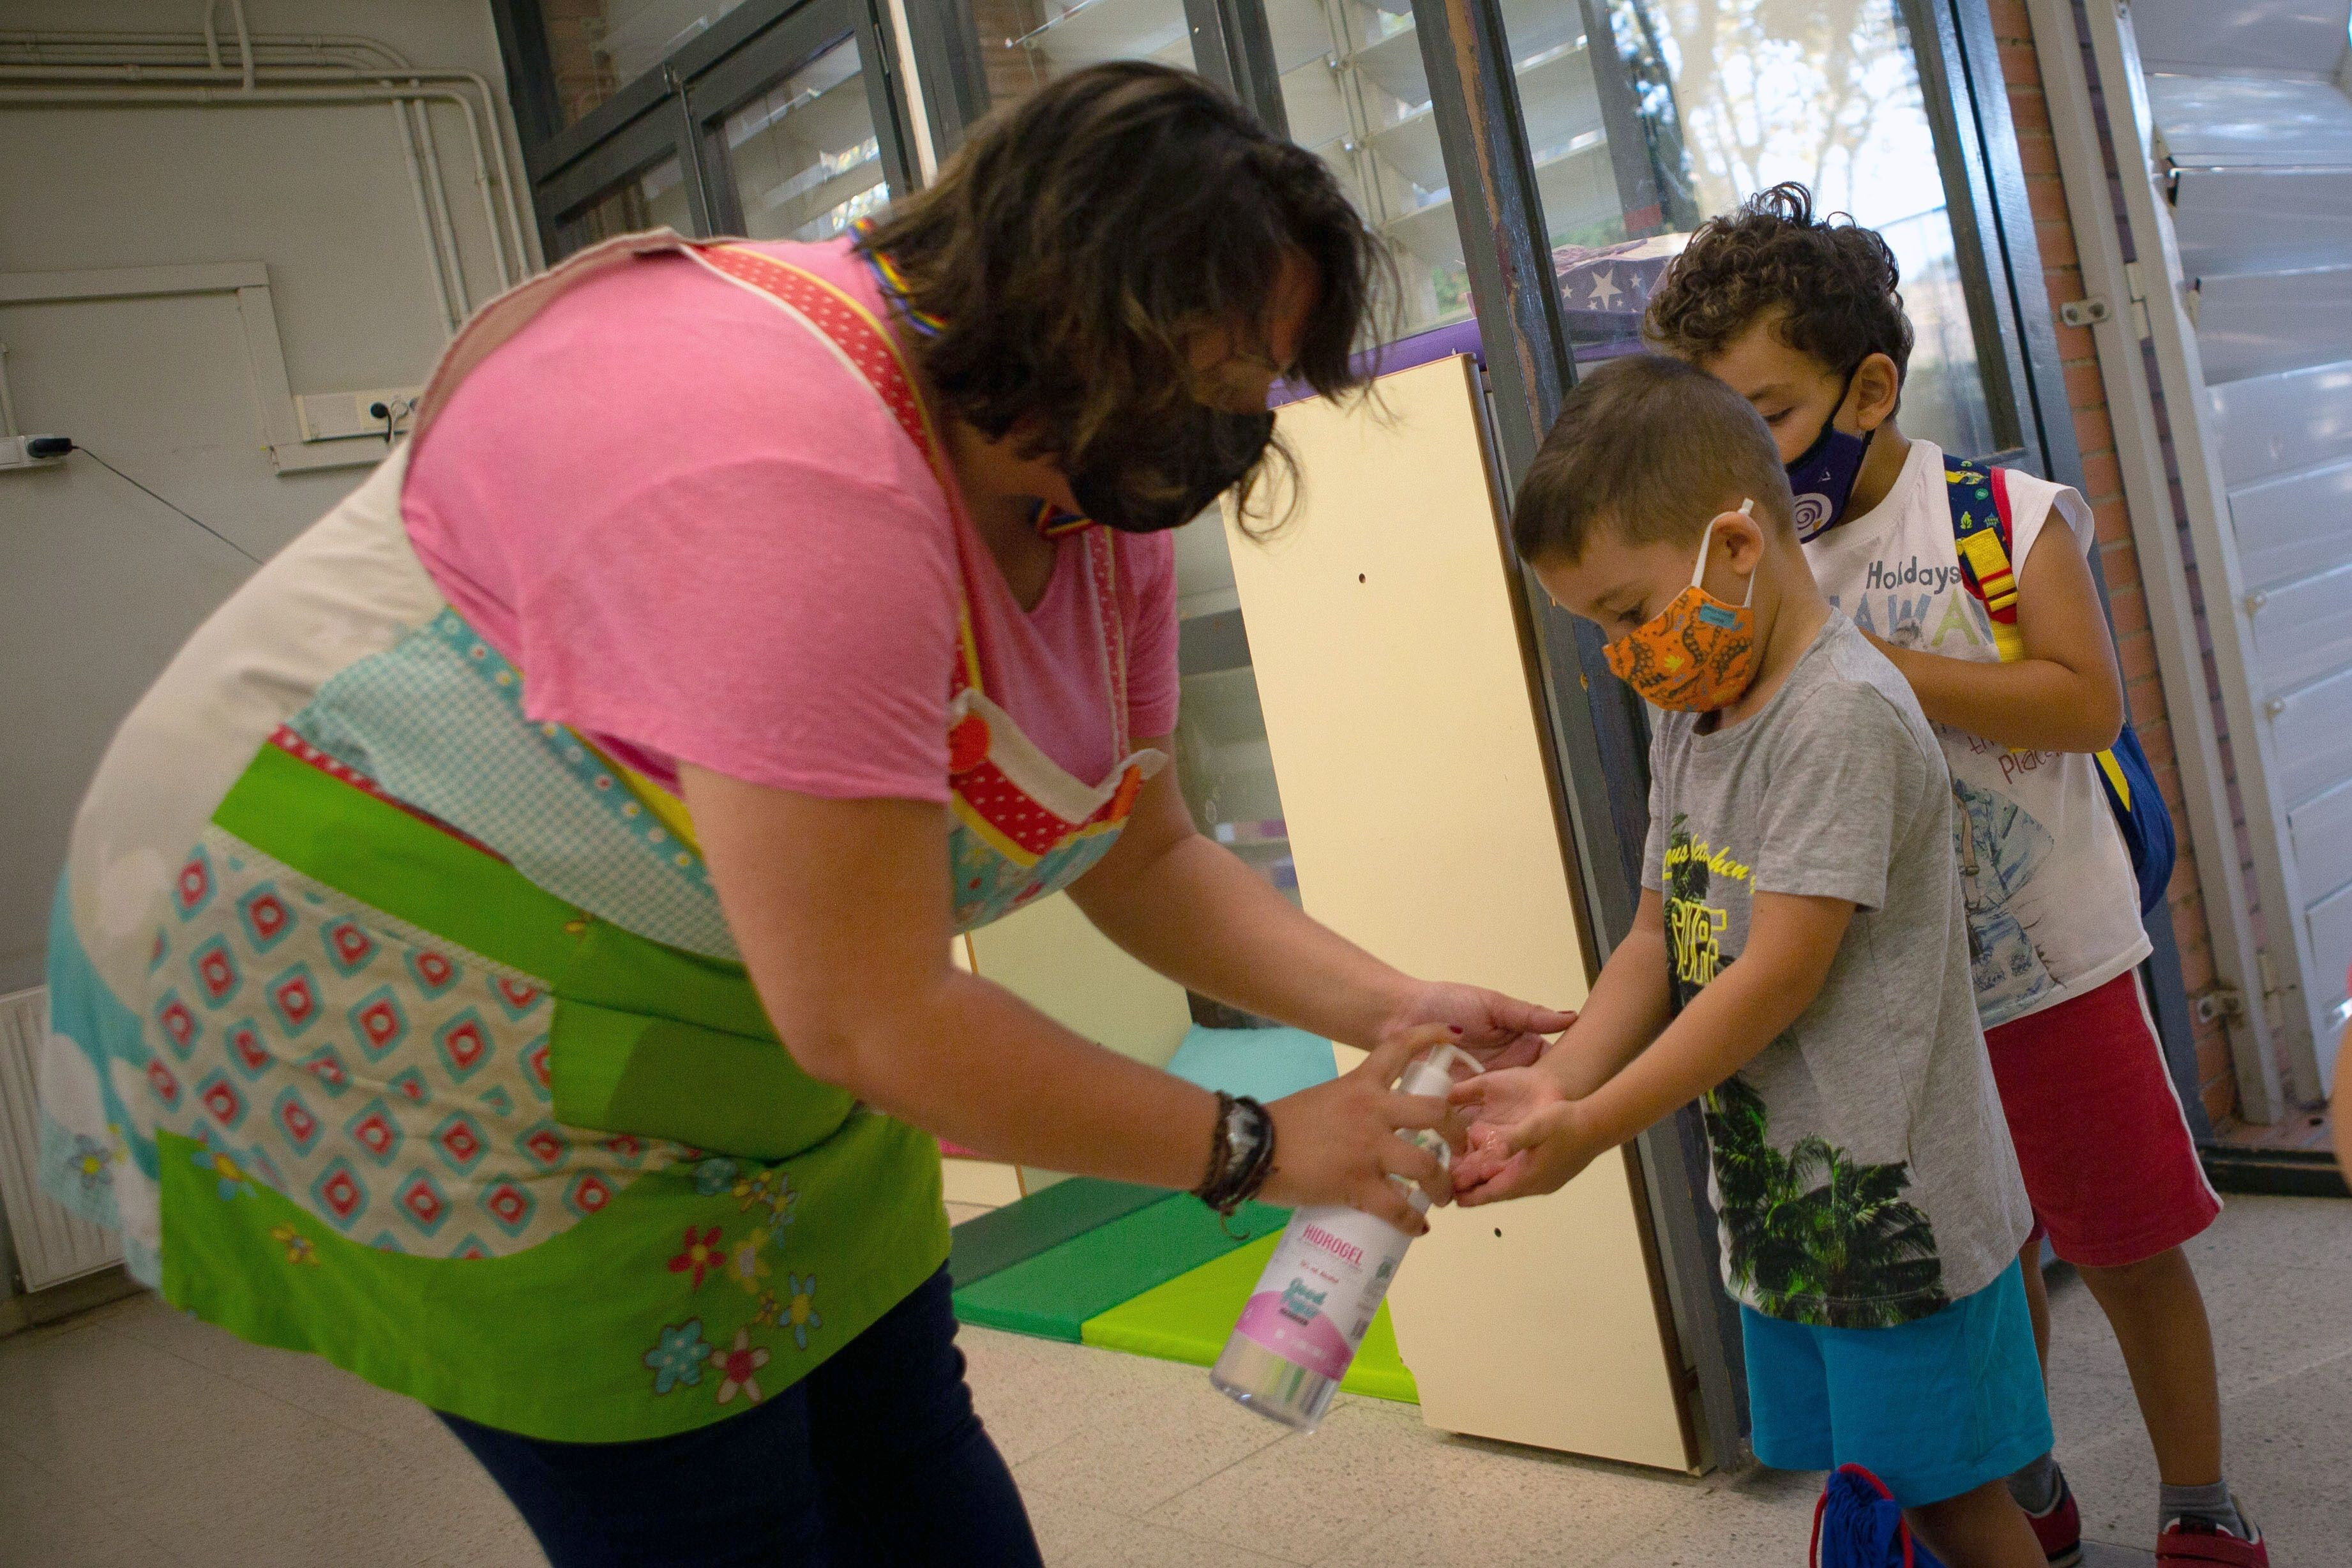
[2212,1110,2336,1152]
[3,1194,2345,1567]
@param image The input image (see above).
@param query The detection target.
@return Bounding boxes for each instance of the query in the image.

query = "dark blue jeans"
[439,1267,1041,1567]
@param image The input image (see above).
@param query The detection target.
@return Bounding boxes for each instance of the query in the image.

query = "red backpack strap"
[1948,462,2027,660]
[1987,465,2017,548]
[1977,465,2022,635]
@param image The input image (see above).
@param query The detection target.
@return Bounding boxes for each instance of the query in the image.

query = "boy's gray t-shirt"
[1643,612,2031,1327]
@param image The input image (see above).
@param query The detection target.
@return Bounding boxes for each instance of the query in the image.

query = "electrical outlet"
[0,433,70,471]
[297,387,422,442]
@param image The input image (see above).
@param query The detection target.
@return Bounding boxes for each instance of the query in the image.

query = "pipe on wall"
[0,33,534,284]
[409,97,473,313]
[0,77,529,301]
[395,100,464,335]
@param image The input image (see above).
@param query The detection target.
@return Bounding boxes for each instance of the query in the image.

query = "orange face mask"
[1602,502,1759,713]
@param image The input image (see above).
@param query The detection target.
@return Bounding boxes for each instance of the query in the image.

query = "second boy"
[1646,183,2257,1568]
[1456,355,2049,1568]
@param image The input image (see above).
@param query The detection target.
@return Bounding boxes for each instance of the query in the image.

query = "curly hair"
[1643,182,1913,386]
[854,63,1392,492]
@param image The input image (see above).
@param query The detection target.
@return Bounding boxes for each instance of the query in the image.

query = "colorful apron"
[34,230,1165,1442]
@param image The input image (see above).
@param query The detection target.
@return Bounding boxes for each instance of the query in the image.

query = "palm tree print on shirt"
[1700,1078,1949,1327]
[1662,817,1949,1327]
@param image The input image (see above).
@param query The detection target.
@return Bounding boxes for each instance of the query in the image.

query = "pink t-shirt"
[400,238,1179,805]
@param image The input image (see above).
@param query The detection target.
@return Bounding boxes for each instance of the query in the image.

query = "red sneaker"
[2157,1511,2269,1566]
[2021,1472,2083,1567]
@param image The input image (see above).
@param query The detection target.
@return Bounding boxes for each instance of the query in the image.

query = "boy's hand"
[1446,1069,1609,1205]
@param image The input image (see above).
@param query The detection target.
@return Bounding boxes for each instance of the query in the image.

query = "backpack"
[1811,1465,1949,1568]
[1945,462,2176,917]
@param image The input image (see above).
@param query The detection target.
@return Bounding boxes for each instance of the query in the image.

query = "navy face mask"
[1784,366,1877,543]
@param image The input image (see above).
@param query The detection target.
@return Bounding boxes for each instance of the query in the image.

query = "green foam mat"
[1079,1232,1419,1404]
[951,1195,1289,1343]
[947,1177,1166,1292]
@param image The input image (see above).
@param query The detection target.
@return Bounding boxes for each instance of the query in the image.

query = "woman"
[36,63,1565,1564]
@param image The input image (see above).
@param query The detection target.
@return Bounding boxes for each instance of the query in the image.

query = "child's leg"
[1906,1479,2047,1568]
[1821,1262,2053,1564]
[2076,1244,2222,1486]
[1982,974,2227,1527]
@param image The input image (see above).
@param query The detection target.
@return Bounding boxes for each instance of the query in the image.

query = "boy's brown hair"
[1512,355,1797,565]
[1642,182,1913,386]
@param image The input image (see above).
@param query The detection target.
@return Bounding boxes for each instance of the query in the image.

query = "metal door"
[2065,0,2352,1110]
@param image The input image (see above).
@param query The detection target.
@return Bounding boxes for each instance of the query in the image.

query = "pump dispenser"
[1210,1044,1481,1431]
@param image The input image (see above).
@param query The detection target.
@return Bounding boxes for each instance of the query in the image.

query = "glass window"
[723,38,890,241]
[1557,0,1995,456]
[966,0,1196,112]
[1262,0,1998,457]
[1168,508,1299,1027]
[1170,513,1299,907]
[541,1,755,127]
[1260,0,1618,340]
[557,153,694,254]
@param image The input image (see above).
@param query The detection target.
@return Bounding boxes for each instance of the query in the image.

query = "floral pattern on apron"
[34,229,1163,1442]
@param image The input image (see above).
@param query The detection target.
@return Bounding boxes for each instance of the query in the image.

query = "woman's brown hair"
[855,63,1391,497]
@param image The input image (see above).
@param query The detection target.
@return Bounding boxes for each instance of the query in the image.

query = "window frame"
[492,0,920,257]
[907,0,1284,147]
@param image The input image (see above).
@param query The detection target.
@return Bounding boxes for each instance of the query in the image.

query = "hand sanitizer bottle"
[1209,1044,1480,1432]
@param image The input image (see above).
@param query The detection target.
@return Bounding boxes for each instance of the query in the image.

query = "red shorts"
[1983,971,2220,1269]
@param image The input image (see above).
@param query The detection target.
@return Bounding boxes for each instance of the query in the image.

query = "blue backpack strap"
[1945,459,2176,917]
[1814,1465,1945,1567]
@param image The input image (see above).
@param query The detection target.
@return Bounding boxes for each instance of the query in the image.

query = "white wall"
[0,0,532,997]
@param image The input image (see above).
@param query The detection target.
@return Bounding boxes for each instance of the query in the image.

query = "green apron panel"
[162,1115,947,1443]
[218,739,853,1161]
[176,738,947,1440]
[549,999,854,1161]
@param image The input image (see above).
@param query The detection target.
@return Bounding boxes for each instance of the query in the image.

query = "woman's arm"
[1064,751,1573,1064]
[683,764,1461,1229]
[1866,522,2124,754]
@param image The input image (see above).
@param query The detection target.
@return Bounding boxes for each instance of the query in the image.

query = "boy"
[1646,184,2258,1567]
[1455,354,2049,1568]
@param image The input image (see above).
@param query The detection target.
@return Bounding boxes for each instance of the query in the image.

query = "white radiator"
[0,987,123,1291]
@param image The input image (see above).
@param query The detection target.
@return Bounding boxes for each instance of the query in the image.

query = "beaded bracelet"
[1193,1092,1276,1217]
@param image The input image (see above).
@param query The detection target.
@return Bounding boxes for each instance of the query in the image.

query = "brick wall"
[969,0,1054,108]
[538,0,621,129]
[1989,0,2238,1125]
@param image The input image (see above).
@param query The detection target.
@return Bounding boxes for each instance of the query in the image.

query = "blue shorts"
[1742,1260,2052,1507]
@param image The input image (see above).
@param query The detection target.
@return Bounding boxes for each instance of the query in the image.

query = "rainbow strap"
[853,218,947,338]
[853,221,1097,539]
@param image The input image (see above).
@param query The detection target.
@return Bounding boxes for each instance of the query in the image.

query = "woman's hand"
[1373,982,1574,1073]
[1258,1027,1463,1233]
